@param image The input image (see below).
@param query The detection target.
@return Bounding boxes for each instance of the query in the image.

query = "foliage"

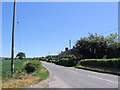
[24,58,33,60]
[52,59,59,64]
[75,64,120,75]
[46,56,52,63]
[57,54,78,66]
[2,60,49,84]
[77,58,120,69]
[24,60,41,73]
[64,54,77,60]
[74,33,120,59]
[2,60,49,88]
[16,52,26,60]
[41,58,47,61]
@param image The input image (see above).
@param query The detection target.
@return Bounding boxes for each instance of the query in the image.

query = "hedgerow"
[77,58,120,69]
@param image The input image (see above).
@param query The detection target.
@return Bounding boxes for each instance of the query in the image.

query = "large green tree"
[16,52,26,60]
[74,33,120,59]
[106,33,120,58]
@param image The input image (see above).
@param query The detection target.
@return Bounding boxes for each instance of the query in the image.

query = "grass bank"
[75,58,120,75]
[2,60,49,88]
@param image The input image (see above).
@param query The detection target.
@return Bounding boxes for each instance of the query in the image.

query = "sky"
[2,2,118,58]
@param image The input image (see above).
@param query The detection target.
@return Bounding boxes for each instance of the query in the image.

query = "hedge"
[78,58,120,69]
[57,58,79,66]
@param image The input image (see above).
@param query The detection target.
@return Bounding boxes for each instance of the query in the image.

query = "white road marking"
[88,75,119,84]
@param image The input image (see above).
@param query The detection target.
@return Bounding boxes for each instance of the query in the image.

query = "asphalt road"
[41,61,119,88]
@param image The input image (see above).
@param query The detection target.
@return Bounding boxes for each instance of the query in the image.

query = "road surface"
[32,61,119,88]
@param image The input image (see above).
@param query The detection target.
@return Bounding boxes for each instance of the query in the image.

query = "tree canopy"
[74,33,120,59]
[16,52,26,60]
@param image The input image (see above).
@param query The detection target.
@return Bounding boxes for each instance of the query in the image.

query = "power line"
[98,27,120,35]
[16,2,21,52]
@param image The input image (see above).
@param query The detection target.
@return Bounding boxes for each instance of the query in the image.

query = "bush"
[57,55,78,66]
[41,58,47,61]
[24,60,41,73]
[64,54,77,60]
[78,58,120,69]
[52,59,59,64]
[46,59,52,63]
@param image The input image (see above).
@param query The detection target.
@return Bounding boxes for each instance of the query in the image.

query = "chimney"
[65,47,68,51]
[73,46,75,49]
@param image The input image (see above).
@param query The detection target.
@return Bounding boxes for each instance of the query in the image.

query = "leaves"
[16,52,26,60]
[74,33,120,59]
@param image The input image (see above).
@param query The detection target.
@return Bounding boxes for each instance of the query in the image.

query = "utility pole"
[69,40,71,50]
[69,40,72,54]
[118,1,120,42]
[11,0,16,77]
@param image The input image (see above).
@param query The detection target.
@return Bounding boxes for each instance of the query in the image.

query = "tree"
[16,52,26,60]
[106,33,120,58]
[75,33,107,59]
[74,33,120,59]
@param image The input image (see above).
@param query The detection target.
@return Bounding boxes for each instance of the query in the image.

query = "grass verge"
[2,60,49,88]
[75,65,120,76]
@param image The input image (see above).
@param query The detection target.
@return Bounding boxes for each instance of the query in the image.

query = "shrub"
[57,55,78,66]
[52,59,59,64]
[41,58,47,61]
[64,54,77,60]
[24,60,41,73]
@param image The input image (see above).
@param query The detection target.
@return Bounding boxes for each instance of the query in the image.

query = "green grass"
[82,58,119,61]
[2,60,27,77]
[32,66,49,82]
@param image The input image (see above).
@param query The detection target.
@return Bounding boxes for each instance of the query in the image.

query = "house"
[58,47,83,59]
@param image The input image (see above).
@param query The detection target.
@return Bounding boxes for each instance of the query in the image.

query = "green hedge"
[41,58,47,61]
[78,58,120,69]
[52,59,59,64]
[56,55,78,66]
[58,58,79,66]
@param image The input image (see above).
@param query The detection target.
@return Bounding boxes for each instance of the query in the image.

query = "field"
[2,60,26,77]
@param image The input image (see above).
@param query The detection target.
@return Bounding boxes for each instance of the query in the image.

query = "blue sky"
[2,2,118,57]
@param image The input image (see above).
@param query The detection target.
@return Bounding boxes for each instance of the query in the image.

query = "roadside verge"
[75,65,120,76]
[2,60,49,88]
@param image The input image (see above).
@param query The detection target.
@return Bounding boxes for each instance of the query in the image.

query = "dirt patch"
[2,75,40,88]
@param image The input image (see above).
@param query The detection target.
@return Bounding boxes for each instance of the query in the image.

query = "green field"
[2,60,27,77]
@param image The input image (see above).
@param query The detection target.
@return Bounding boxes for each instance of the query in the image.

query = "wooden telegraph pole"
[11,0,16,77]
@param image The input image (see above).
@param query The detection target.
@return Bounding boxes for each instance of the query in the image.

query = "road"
[32,61,119,88]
